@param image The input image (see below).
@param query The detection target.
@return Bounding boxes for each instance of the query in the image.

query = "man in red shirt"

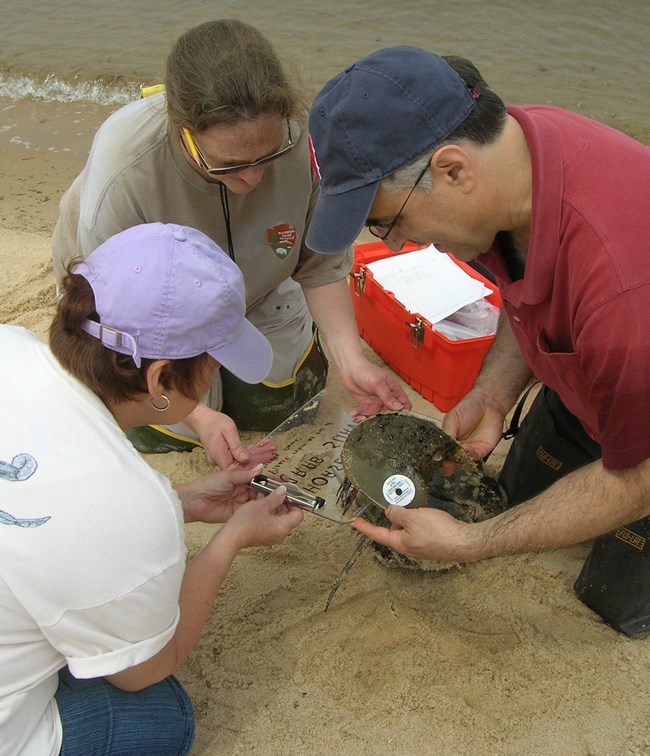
[306,47,650,636]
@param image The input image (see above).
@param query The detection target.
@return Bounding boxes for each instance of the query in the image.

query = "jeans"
[55,667,195,755]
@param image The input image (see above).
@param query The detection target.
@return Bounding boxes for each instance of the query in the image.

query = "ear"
[144,359,171,399]
[430,145,475,191]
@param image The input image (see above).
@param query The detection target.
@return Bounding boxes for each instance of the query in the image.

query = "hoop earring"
[150,394,171,412]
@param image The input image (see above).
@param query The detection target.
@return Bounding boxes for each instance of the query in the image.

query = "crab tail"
[324,536,370,612]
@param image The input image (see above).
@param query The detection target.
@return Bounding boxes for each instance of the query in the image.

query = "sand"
[1,97,648,756]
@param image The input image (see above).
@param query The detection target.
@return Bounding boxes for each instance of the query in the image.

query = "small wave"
[0,70,146,106]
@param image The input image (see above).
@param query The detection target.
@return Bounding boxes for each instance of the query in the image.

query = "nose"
[384,229,410,253]
[235,164,266,188]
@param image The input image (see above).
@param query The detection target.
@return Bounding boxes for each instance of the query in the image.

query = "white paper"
[366,245,493,324]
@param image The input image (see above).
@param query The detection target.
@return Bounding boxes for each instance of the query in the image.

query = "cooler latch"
[407,316,426,348]
[350,267,367,294]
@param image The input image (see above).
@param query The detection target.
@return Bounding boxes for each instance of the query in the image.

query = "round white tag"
[382,475,415,507]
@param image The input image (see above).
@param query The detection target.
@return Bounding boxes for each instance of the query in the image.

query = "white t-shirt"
[0,326,187,756]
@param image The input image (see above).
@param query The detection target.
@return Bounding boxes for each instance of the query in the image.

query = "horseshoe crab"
[325,412,507,609]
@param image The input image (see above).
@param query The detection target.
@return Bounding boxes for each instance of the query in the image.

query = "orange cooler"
[350,242,501,412]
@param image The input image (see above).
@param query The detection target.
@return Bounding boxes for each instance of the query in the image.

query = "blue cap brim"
[306,181,379,254]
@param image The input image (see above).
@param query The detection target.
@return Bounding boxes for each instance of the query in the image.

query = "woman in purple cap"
[0,223,303,755]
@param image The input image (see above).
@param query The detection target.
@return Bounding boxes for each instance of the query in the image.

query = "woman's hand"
[222,486,304,550]
[340,358,412,417]
[184,404,277,468]
[176,464,266,524]
[301,279,411,417]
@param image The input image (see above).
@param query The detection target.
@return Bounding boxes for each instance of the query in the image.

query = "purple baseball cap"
[307,46,477,254]
[76,223,273,383]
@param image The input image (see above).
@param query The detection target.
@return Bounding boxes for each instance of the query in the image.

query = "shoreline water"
[1,0,649,138]
[2,0,648,194]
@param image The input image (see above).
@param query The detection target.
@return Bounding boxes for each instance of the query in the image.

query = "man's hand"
[442,388,507,460]
[441,313,531,460]
[352,505,480,563]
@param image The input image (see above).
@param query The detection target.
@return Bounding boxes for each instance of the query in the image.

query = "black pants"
[497,386,650,637]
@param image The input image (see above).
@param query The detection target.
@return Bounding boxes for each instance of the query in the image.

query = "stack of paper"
[366,245,493,324]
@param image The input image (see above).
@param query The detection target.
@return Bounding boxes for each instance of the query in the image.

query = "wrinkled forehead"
[198,115,286,150]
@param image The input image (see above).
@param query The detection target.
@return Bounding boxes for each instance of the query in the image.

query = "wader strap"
[502,381,541,440]
[481,381,540,462]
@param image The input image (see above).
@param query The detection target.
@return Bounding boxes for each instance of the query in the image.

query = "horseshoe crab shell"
[325,413,507,610]
[339,413,505,523]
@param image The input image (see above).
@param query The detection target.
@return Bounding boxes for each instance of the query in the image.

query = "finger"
[284,507,305,529]
[349,397,383,418]
[261,488,304,530]
[365,373,408,411]
[246,439,278,466]
[225,439,250,466]
[210,451,234,469]
[441,411,460,438]
[351,517,396,546]
[386,378,411,411]
[459,440,494,461]
[265,506,304,545]
[224,462,265,484]
[383,504,408,525]
[261,485,288,511]
[397,390,412,410]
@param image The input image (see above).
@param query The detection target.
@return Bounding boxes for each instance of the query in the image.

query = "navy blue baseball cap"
[307,46,477,254]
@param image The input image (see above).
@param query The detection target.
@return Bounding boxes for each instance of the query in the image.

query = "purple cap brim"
[209,318,273,384]
[306,180,379,254]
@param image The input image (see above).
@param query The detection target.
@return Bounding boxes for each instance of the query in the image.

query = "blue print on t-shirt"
[0,452,50,528]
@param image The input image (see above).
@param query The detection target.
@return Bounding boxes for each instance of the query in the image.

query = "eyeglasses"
[181,120,294,176]
[367,158,432,241]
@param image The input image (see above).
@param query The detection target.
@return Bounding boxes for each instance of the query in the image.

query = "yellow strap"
[260,333,317,389]
[141,84,166,98]
[149,425,204,447]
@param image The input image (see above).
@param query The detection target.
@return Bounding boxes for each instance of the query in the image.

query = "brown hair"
[165,19,304,132]
[49,269,213,405]
[383,55,507,194]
